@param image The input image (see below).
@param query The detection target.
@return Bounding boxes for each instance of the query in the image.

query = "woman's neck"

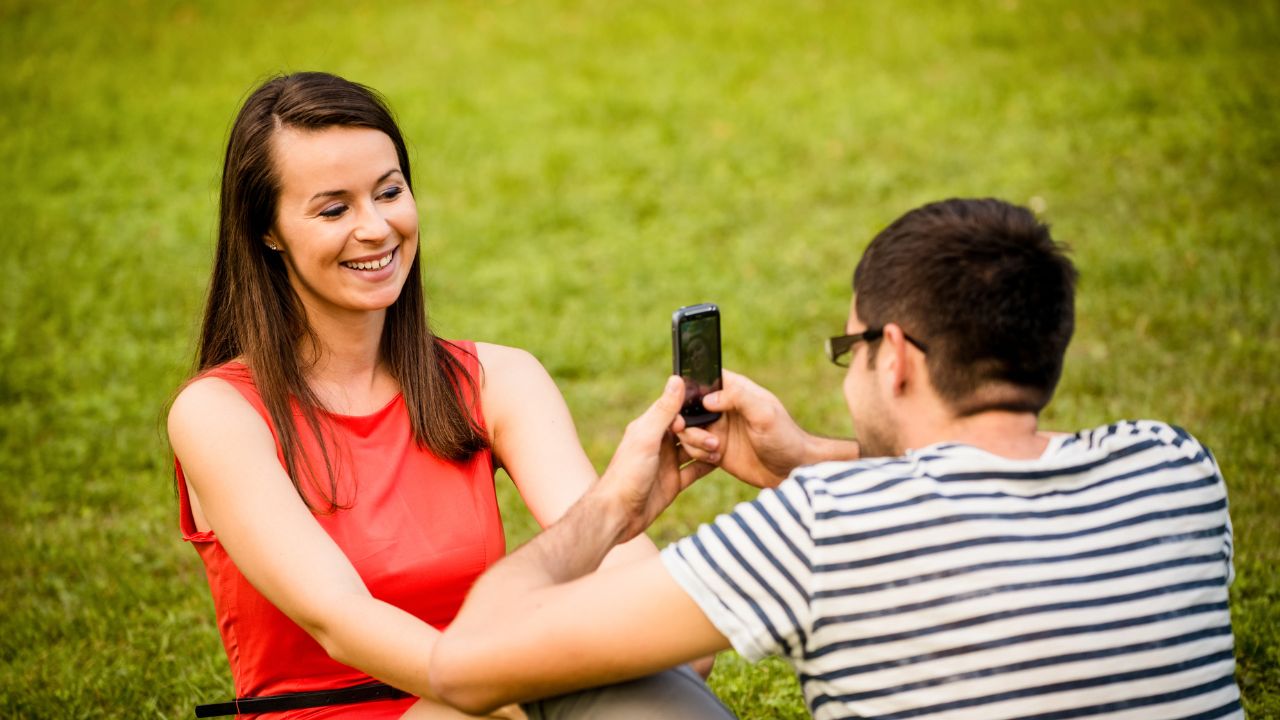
[299,305,395,414]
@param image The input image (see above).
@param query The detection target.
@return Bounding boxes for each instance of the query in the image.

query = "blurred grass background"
[1,0,1276,717]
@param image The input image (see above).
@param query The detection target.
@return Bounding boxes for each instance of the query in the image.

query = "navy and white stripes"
[661,420,1240,719]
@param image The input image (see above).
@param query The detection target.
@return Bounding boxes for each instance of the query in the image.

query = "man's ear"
[880,323,915,396]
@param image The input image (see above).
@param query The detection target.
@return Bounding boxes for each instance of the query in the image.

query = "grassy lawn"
[1,1,1276,717]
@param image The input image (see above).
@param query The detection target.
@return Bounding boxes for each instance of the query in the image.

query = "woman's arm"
[431,378,728,713]
[169,377,500,713]
[474,344,716,678]
[474,343,657,567]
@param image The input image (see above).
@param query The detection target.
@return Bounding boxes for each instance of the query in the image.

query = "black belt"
[195,681,410,717]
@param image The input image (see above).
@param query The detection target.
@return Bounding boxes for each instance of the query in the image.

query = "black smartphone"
[672,303,723,427]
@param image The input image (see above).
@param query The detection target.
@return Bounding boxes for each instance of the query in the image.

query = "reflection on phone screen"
[679,315,722,414]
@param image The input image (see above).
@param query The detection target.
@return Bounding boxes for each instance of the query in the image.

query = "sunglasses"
[825,327,928,367]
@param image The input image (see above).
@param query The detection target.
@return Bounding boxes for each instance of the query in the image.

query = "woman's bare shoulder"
[473,342,543,385]
[168,375,267,446]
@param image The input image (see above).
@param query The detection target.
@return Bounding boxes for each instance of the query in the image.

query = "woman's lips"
[341,248,395,271]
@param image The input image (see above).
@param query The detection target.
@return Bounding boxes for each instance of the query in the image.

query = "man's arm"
[676,369,861,487]
[429,377,730,714]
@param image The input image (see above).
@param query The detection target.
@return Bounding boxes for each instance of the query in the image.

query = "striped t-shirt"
[661,420,1240,720]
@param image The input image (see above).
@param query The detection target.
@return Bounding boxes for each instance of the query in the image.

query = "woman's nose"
[352,201,392,242]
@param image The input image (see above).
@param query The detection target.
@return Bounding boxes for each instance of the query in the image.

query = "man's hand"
[596,376,718,544]
[674,370,860,488]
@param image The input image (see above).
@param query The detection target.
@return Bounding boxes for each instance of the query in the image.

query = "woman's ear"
[264,231,282,252]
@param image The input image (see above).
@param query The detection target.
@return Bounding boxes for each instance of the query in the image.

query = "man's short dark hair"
[853,198,1077,414]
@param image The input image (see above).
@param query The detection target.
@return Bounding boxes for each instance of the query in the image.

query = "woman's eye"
[318,204,348,218]
[379,186,403,201]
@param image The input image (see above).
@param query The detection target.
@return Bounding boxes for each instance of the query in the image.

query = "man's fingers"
[701,368,752,412]
[701,391,726,412]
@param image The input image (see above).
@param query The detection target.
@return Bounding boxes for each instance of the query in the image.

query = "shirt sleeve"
[1143,421,1235,586]
[660,475,816,662]
[1199,438,1235,586]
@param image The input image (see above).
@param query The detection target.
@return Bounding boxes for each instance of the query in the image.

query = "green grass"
[1,0,1277,717]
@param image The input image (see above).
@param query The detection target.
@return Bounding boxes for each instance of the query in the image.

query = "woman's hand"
[475,342,664,567]
[596,377,717,544]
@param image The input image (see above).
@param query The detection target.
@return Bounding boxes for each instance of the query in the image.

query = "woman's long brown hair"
[195,72,487,511]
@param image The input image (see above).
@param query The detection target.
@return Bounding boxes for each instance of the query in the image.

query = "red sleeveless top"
[177,341,504,718]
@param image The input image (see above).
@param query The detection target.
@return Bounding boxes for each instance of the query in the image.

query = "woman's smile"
[340,243,394,271]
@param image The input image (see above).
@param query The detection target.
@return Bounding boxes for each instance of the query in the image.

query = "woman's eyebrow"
[307,169,402,203]
[309,189,347,202]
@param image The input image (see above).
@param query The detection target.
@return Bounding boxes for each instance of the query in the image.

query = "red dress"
[177,342,505,718]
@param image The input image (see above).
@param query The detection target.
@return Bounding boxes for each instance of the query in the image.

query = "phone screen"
[674,305,723,426]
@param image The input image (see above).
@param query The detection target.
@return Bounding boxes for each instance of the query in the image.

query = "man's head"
[842,198,1077,454]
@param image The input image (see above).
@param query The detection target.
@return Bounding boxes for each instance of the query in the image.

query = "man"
[431,199,1241,719]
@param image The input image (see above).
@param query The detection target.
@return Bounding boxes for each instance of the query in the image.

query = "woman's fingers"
[676,426,721,463]
[630,376,685,442]
[678,458,717,488]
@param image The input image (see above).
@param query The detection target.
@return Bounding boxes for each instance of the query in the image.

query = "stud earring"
[267,243,280,251]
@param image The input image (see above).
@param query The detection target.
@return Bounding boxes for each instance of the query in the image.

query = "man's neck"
[904,408,1050,460]
[948,410,1050,459]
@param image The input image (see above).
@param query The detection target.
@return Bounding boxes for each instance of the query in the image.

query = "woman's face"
[267,125,418,322]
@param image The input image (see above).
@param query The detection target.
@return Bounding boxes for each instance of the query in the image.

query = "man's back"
[662,420,1240,719]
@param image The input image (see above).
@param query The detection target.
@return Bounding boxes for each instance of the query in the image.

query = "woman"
[169,72,729,719]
